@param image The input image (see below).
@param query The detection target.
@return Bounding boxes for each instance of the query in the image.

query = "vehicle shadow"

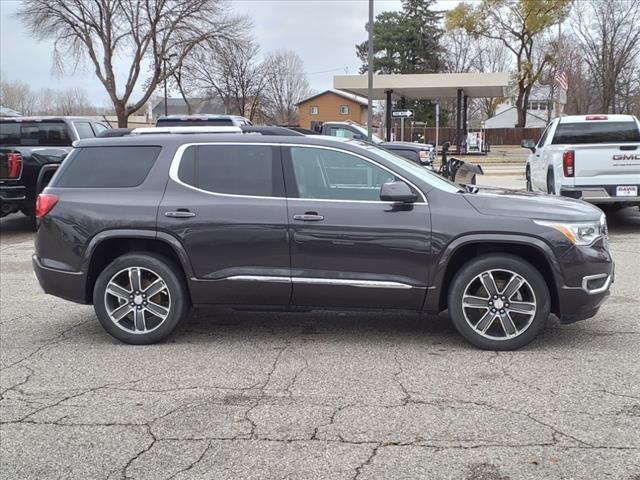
[0,214,35,237]
[603,206,640,234]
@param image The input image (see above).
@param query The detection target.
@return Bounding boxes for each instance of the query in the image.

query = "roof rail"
[130,126,242,135]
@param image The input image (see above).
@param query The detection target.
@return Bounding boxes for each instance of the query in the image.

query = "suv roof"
[74,132,355,150]
[156,114,252,127]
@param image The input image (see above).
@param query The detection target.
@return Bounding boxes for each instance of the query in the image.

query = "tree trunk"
[115,102,128,128]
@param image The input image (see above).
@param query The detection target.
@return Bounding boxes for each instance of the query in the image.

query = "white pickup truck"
[522,114,640,208]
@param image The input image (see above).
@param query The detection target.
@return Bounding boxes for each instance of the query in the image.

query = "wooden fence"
[398,127,544,146]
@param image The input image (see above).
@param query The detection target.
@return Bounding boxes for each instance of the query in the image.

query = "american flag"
[554,70,568,91]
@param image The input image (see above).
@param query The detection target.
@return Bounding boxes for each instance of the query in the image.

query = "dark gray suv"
[32,133,613,350]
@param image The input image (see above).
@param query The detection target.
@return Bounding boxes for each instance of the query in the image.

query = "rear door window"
[0,121,73,146]
[552,122,640,144]
[55,146,161,188]
[176,144,284,197]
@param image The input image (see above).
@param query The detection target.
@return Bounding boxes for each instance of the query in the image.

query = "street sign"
[392,110,413,118]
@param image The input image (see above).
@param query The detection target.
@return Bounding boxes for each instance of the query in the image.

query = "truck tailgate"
[573,144,640,186]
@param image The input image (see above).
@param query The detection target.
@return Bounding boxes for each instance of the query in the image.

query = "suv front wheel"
[448,254,550,350]
[93,253,189,344]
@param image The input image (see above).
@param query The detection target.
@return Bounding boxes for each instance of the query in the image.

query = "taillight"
[585,115,608,121]
[6,153,22,179]
[35,194,59,218]
[563,150,575,177]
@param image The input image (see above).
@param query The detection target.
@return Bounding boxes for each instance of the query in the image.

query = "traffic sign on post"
[392,110,413,118]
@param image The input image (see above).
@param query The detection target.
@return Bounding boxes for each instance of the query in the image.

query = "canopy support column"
[385,89,393,142]
[462,94,468,153]
[456,88,463,153]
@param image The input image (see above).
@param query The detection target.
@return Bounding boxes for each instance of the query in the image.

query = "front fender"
[423,233,563,313]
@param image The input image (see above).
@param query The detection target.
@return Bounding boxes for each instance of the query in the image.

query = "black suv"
[33,134,613,350]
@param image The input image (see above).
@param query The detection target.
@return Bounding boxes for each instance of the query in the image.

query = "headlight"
[534,216,606,245]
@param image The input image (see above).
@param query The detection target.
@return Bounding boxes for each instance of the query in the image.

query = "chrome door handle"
[165,210,196,218]
[293,213,324,221]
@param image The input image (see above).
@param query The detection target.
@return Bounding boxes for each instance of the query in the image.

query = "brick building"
[297,89,368,131]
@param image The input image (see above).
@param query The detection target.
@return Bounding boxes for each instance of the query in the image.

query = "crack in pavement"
[0,317,90,372]
[166,440,213,480]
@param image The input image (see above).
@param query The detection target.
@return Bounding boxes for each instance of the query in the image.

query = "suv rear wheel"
[447,254,550,350]
[93,253,189,344]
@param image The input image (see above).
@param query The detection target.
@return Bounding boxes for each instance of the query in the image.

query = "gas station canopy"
[333,72,510,99]
[333,72,511,147]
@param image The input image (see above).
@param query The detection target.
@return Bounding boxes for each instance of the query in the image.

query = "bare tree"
[261,51,310,125]
[185,37,268,121]
[441,31,510,120]
[52,88,98,116]
[573,0,640,113]
[18,0,244,126]
[0,77,39,115]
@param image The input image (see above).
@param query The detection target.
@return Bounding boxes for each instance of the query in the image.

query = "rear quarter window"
[552,122,640,144]
[55,145,161,188]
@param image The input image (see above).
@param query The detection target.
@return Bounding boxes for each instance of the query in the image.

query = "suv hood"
[463,186,602,221]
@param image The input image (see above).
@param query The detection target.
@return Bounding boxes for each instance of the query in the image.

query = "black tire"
[447,254,550,351]
[525,166,532,192]
[546,169,556,195]
[93,252,189,344]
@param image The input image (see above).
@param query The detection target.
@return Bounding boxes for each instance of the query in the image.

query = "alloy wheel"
[461,269,537,340]
[104,266,172,334]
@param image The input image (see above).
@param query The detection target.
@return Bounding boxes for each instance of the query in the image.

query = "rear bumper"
[32,255,89,304]
[0,185,28,215]
[560,185,640,204]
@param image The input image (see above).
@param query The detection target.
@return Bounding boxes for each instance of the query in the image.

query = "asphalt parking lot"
[1,176,639,480]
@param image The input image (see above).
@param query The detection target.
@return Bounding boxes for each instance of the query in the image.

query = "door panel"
[284,145,431,309]
[157,144,291,305]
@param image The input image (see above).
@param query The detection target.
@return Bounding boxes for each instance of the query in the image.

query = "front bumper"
[560,185,640,205]
[555,241,614,324]
[32,255,89,304]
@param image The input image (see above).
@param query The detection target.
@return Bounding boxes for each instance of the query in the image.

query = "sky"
[0,0,460,107]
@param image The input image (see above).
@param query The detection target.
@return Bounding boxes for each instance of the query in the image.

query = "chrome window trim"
[168,142,428,204]
[226,275,414,289]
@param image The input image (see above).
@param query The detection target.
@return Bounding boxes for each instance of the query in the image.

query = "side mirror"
[521,139,536,152]
[380,181,418,203]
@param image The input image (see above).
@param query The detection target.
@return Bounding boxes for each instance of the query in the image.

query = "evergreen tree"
[356,0,444,125]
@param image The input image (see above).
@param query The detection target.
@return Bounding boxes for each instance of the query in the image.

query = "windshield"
[361,143,463,194]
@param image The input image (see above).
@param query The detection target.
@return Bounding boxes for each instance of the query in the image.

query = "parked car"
[156,114,252,127]
[33,134,612,350]
[0,116,110,220]
[314,121,436,166]
[522,114,640,209]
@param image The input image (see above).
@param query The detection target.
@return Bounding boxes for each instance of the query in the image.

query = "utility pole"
[367,0,374,141]
[163,57,169,116]
[163,53,177,117]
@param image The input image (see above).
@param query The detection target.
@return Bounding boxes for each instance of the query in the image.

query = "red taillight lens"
[585,115,608,121]
[563,150,575,177]
[35,194,59,218]
[6,153,22,179]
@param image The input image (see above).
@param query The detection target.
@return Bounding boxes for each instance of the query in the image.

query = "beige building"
[297,89,368,130]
